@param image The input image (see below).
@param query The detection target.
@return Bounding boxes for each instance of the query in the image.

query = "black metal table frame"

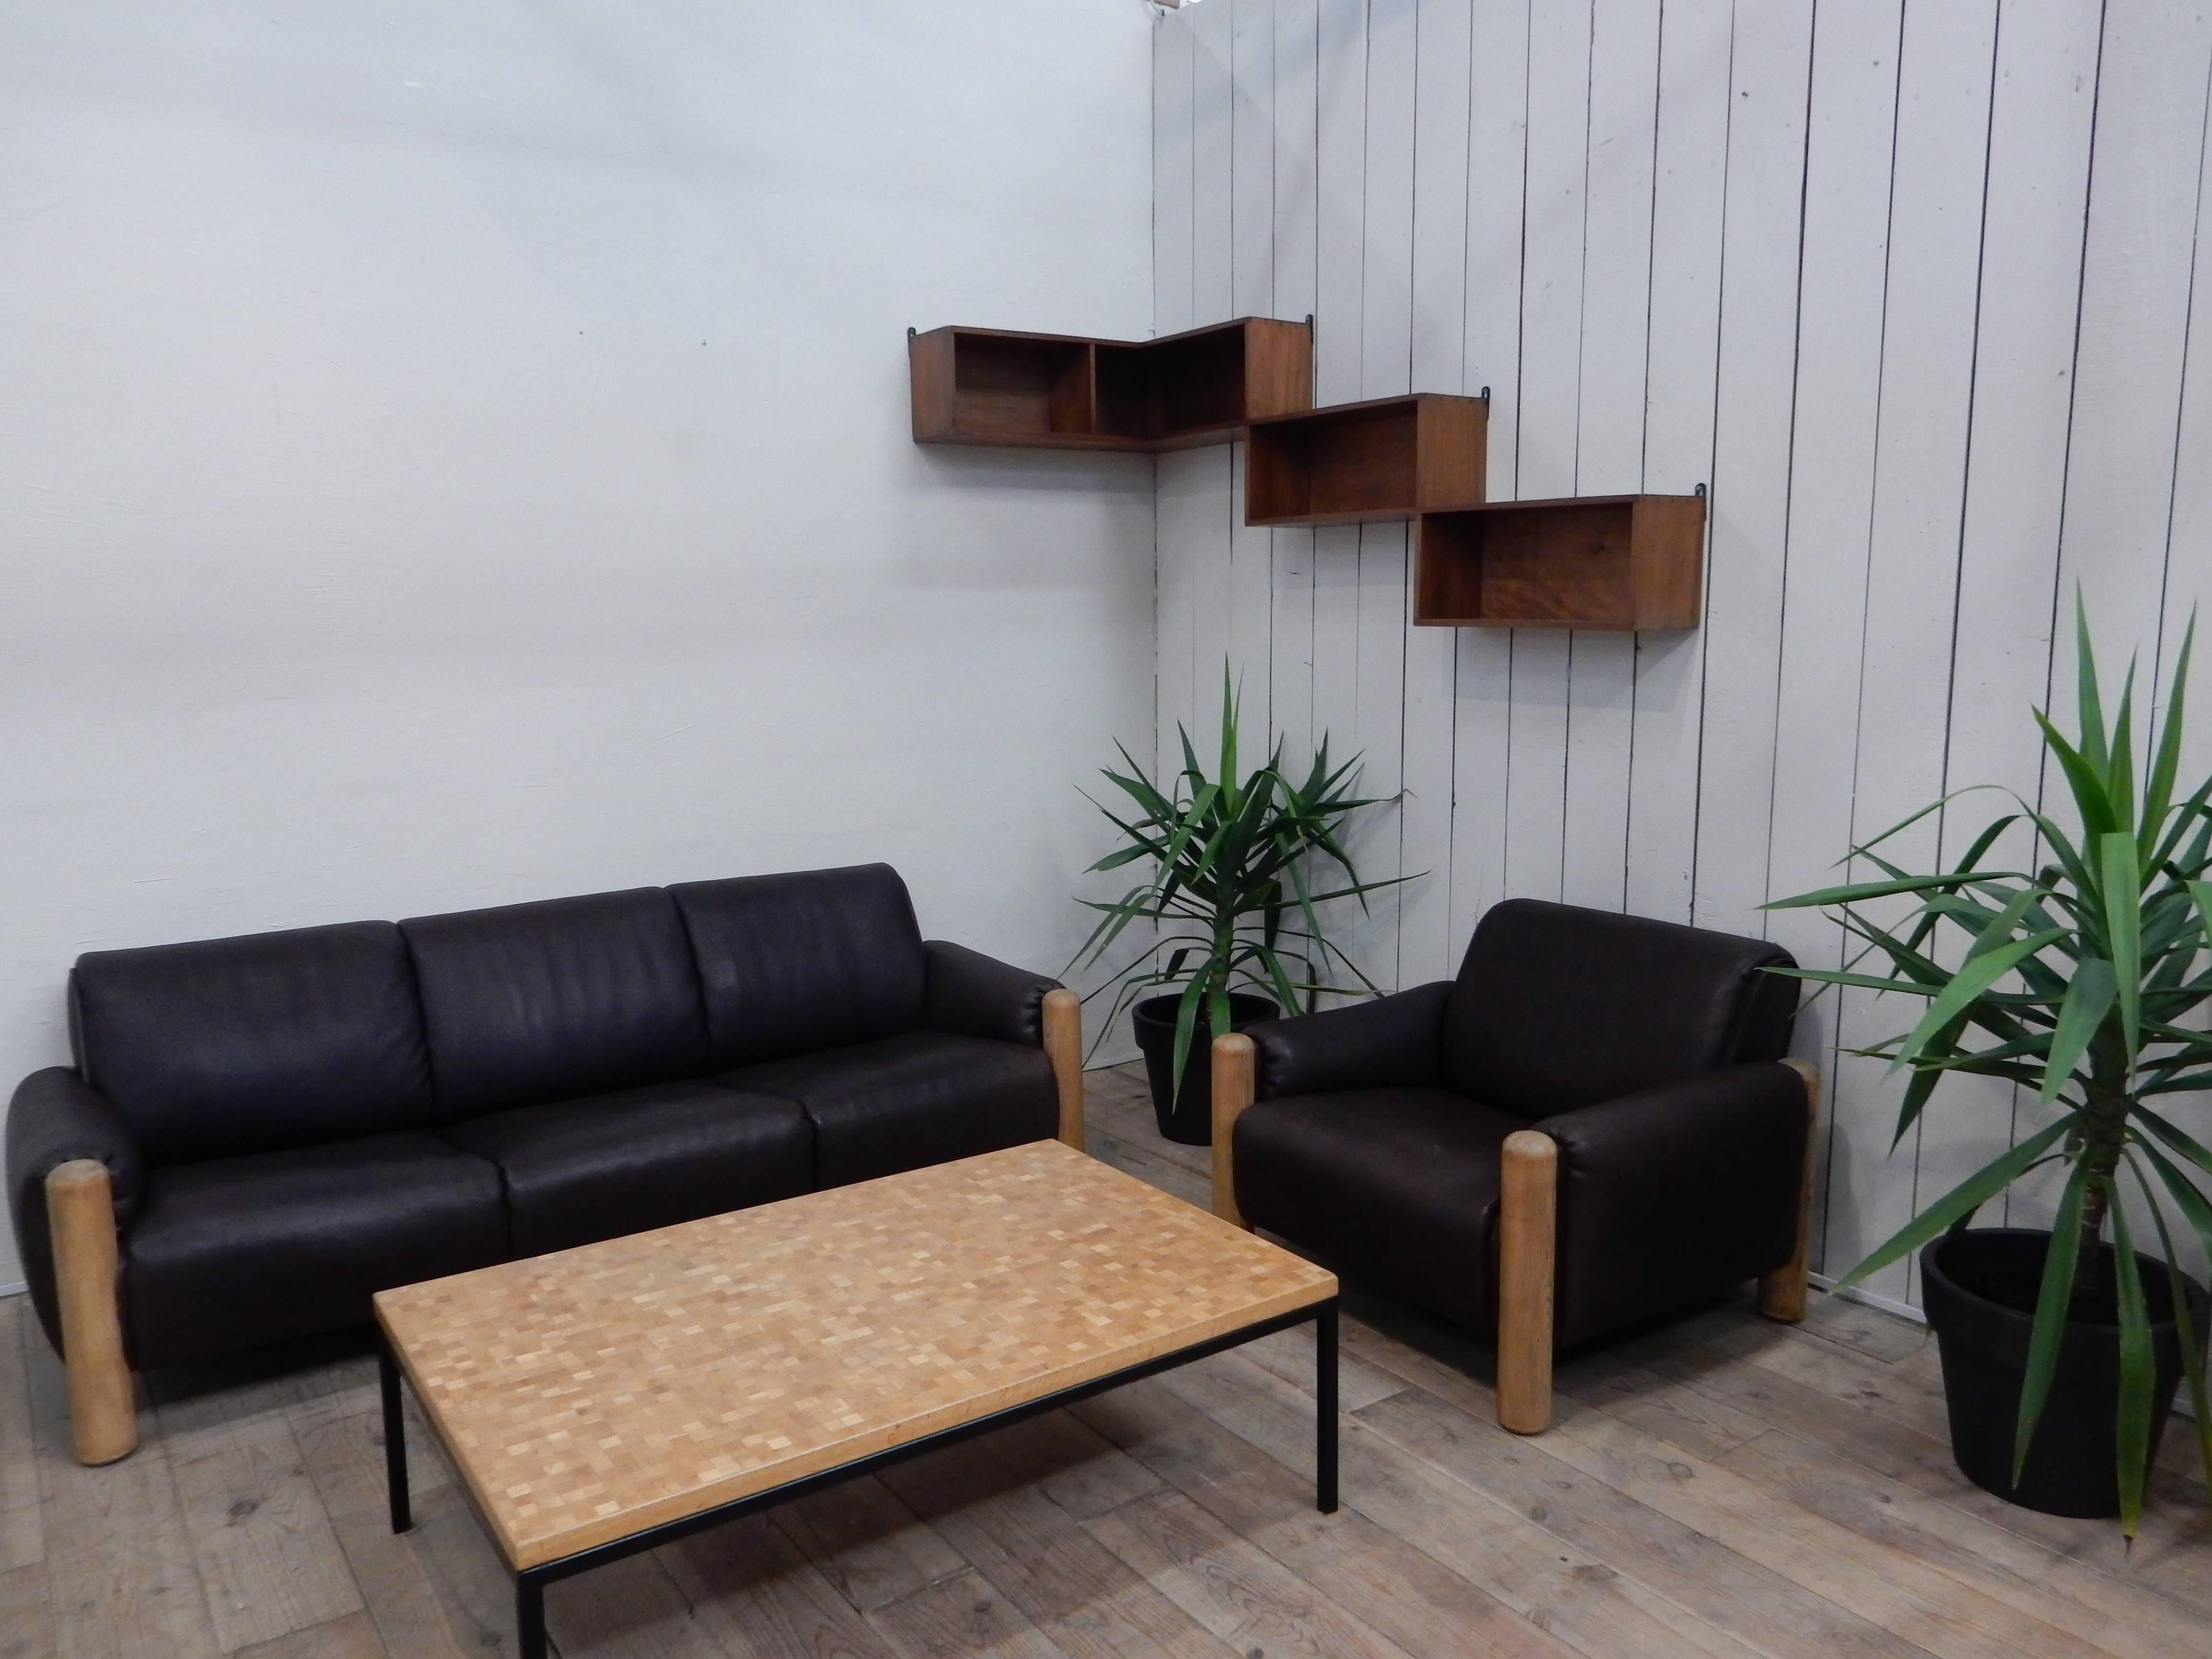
[381,1295,1338,1659]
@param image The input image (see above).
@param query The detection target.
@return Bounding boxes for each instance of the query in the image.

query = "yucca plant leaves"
[2040,960,2117,1106]
[2012,1164,2091,1484]
[2109,666,2140,834]
[1071,661,1414,1098]
[2136,1105,2212,1180]
[1954,811,2024,875]
[1765,871,2025,911]
[2077,602,2109,778]
[1765,596,2212,1536]
[2104,1186,2153,1539]
[1889,1049,1953,1152]
[2139,621,2193,861]
[2128,1155,2212,1500]
[1165,972,1210,1106]
[1766,966,1946,998]
[1887,930,2066,1076]
[2140,1070,2212,1096]
[2099,832,2145,1058]
[2035,710,2120,841]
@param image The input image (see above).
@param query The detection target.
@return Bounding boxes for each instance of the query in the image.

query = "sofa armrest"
[921,943,1081,1148]
[921,941,1062,1046]
[1531,1060,1810,1348]
[7,1069,144,1460]
[8,1069,144,1345]
[1250,982,1451,1100]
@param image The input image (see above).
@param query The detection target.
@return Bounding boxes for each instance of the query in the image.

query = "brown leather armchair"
[1209,898,1818,1433]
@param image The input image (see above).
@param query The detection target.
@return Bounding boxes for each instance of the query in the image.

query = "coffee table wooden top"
[373,1138,1336,1569]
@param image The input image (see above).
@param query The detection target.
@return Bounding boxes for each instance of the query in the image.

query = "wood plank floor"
[2,1063,2206,1658]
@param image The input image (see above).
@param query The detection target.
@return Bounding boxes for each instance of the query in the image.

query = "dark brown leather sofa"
[1209,898,1816,1433]
[7,863,1082,1463]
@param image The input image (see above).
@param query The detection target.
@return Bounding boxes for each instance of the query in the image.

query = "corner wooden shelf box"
[1413,493,1706,630]
[1244,393,1488,527]
[910,317,1311,450]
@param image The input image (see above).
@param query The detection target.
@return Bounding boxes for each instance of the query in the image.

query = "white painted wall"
[0,1,1161,1289]
[1154,0,2212,1312]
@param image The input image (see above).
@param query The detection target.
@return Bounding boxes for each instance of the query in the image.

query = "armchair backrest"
[1440,899,1797,1116]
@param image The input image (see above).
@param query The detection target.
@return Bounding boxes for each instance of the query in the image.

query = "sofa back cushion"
[1440,898,1797,1116]
[671,864,927,1070]
[71,922,436,1165]
[402,888,709,1116]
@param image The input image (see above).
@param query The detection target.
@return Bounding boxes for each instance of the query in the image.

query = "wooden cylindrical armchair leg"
[1758,1057,1821,1323]
[46,1159,138,1466]
[1042,989,1085,1151]
[1211,1033,1256,1230]
[1497,1130,1558,1435]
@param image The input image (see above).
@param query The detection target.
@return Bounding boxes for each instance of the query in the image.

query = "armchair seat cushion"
[122,1131,505,1369]
[1234,1088,1527,1333]
[440,1081,813,1259]
[722,1031,1056,1189]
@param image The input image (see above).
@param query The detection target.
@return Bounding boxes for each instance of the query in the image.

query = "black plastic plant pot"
[1130,992,1280,1145]
[1920,1228,2207,1518]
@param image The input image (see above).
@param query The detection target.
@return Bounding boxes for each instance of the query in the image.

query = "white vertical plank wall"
[1399,0,1473,988]
[1836,0,1998,1309]
[1559,0,1658,916]
[1150,0,2212,1300]
[1446,0,1530,962]
[1271,0,1322,771]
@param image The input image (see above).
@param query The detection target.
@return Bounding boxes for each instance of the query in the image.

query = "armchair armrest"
[5,1068,143,1463]
[1249,982,1451,1100]
[1531,1060,1814,1349]
[920,942,1083,1149]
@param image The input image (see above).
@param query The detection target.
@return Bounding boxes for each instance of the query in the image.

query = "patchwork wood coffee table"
[373,1138,1340,1658]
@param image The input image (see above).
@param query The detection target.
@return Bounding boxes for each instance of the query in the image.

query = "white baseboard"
[0,1282,24,1300]
[1809,1270,1927,1326]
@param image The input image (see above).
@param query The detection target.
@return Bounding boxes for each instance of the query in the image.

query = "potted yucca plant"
[1071,668,1409,1143]
[1766,603,2212,1532]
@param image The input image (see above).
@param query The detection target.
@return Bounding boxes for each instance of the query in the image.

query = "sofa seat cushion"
[441,1081,813,1258]
[1233,1088,1527,1333]
[721,1032,1055,1189]
[122,1131,505,1370]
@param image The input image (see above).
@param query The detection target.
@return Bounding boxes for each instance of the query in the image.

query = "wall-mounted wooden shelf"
[1244,394,1488,527]
[910,318,1312,451]
[1412,493,1706,630]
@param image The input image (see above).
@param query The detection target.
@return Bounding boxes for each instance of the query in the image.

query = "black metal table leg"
[1315,1298,1339,1513]
[378,1335,410,1535]
[517,1572,548,1659]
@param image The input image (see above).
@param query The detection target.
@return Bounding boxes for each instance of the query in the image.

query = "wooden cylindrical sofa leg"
[46,1159,138,1466]
[1042,989,1086,1151]
[1758,1057,1821,1323]
[1497,1130,1558,1435]
[1211,1033,1256,1230]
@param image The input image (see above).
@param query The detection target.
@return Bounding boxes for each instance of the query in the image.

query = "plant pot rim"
[1131,990,1281,1017]
[1922,1227,2200,1339]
